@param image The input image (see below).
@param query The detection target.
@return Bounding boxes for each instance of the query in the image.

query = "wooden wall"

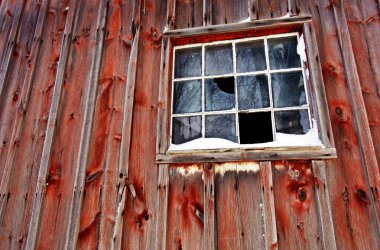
[0,0,379,249]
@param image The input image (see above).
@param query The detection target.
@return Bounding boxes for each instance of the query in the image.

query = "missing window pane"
[271,71,306,108]
[172,116,202,144]
[205,44,233,76]
[274,110,310,134]
[237,75,269,110]
[173,80,202,114]
[205,114,237,142]
[239,112,273,144]
[268,36,301,70]
[174,47,202,78]
[205,77,235,111]
[236,40,266,73]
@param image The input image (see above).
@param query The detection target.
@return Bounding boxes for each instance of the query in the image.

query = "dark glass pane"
[271,71,306,108]
[274,110,310,134]
[173,80,202,114]
[172,116,202,144]
[205,44,233,76]
[268,36,301,70]
[237,75,269,110]
[174,47,202,78]
[205,77,235,111]
[205,114,237,142]
[239,112,273,144]
[236,40,266,73]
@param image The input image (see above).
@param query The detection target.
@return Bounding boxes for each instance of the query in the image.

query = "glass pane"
[268,36,301,70]
[274,110,310,134]
[172,116,202,144]
[205,114,237,142]
[236,40,266,73]
[237,75,269,110]
[173,80,202,114]
[174,47,202,78]
[205,77,235,111]
[239,112,273,144]
[271,71,306,108]
[205,44,233,76]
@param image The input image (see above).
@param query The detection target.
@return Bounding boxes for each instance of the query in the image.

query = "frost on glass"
[174,47,202,78]
[172,116,202,144]
[205,114,237,142]
[236,40,266,73]
[271,71,306,108]
[239,112,273,143]
[173,80,202,114]
[205,77,235,111]
[268,36,301,70]
[274,110,310,134]
[237,75,269,110]
[205,44,233,76]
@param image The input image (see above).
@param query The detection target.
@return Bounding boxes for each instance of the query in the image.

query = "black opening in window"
[239,112,273,144]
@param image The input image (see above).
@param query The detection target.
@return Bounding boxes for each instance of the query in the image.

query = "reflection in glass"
[271,71,306,108]
[172,116,202,144]
[205,44,233,76]
[174,47,202,78]
[205,114,237,142]
[236,40,266,73]
[205,77,235,111]
[274,110,310,134]
[237,75,269,110]
[268,36,301,70]
[173,80,202,114]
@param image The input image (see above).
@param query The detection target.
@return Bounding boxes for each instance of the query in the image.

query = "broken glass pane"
[274,110,310,134]
[173,80,202,114]
[268,36,301,70]
[205,44,233,76]
[271,71,306,108]
[205,77,235,111]
[205,114,237,142]
[174,47,202,78]
[237,75,269,110]
[239,112,273,144]
[172,116,202,144]
[236,40,266,73]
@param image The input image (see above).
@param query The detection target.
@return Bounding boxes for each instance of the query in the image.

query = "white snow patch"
[175,165,202,176]
[169,125,323,151]
[239,17,252,23]
[163,25,169,32]
[215,162,260,177]
[281,12,291,18]
[297,34,310,79]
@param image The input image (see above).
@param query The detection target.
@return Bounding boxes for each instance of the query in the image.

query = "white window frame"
[170,33,314,150]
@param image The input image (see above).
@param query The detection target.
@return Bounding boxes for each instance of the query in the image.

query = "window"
[171,33,316,150]
[157,16,336,163]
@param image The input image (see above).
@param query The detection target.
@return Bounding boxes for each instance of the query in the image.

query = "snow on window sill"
[168,127,323,152]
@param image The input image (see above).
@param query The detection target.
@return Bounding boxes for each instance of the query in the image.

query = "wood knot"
[297,188,307,202]
[356,189,370,204]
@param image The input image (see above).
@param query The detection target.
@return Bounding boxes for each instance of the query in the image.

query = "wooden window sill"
[156,146,337,164]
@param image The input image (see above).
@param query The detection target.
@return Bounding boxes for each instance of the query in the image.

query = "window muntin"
[170,33,315,149]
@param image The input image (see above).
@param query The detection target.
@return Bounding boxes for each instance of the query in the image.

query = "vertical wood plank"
[203,163,215,250]
[25,0,80,248]
[166,165,204,250]
[203,0,212,26]
[64,0,108,248]
[260,161,278,250]
[155,164,169,250]
[312,160,337,250]
[0,0,25,100]
[272,161,322,249]
[248,0,259,20]
[212,0,249,25]
[331,0,380,233]
[175,0,203,29]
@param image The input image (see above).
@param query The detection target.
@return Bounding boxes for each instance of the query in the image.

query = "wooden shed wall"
[0,0,379,249]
